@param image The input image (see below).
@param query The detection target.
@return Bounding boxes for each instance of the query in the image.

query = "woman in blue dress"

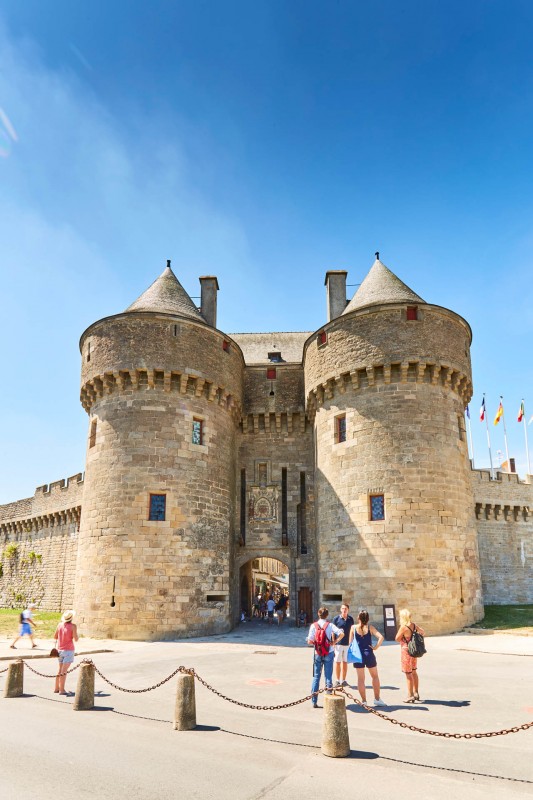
[349,609,386,707]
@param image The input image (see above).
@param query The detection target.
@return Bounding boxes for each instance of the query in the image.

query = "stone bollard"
[3,660,24,698]
[73,662,95,711]
[322,693,350,757]
[173,673,196,730]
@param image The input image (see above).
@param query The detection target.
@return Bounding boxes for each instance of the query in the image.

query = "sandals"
[404,696,415,703]
[414,692,420,701]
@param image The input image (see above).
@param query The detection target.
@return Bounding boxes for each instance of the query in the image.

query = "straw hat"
[61,610,75,623]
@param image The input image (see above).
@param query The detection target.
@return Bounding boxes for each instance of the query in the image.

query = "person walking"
[395,608,425,702]
[332,603,355,687]
[349,609,386,707]
[266,596,276,624]
[306,607,344,708]
[53,610,79,695]
[10,603,38,649]
[276,592,288,625]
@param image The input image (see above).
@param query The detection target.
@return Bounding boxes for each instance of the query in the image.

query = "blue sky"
[0,1,532,503]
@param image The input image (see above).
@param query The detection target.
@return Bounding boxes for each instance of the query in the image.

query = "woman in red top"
[53,610,79,695]
[395,608,425,703]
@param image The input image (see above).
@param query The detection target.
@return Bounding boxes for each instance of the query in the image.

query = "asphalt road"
[0,624,532,799]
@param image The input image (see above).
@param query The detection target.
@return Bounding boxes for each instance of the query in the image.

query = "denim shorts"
[20,623,32,636]
[58,650,75,664]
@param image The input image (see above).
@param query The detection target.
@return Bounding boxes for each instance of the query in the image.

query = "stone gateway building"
[1,258,531,639]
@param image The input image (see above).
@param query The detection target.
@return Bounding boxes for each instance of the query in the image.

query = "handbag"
[407,625,426,658]
[50,647,59,658]
[347,637,362,664]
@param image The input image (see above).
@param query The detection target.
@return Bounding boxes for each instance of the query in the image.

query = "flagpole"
[500,395,510,470]
[484,393,494,479]
[522,399,531,476]
[466,407,475,466]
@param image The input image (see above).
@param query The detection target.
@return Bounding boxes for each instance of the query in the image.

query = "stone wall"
[472,469,533,604]
[75,313,243,640]
[305,302,482,635]
[0,475,83,610]
[235,364,318,620]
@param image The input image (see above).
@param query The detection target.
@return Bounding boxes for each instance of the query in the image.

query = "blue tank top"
[355,628,373,654]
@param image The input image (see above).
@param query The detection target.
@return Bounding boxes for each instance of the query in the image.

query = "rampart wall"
[471,469,533,605]
[0,475,83,610]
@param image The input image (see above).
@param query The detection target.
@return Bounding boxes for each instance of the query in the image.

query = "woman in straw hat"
[53,611,79,695]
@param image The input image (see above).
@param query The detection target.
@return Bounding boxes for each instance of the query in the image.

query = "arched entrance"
[237,553,291,624]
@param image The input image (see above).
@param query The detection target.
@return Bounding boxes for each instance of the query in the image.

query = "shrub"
[3,543,19,560]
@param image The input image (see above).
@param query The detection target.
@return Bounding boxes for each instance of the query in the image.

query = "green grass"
[0,609,61,638]
[470,604,533,630]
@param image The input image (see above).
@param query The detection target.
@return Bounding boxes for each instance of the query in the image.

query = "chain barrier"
[87,659,187,694]
[0,666,9,674]
[338,687,533,739]
[9,657,533,737]
[23,660,82,678]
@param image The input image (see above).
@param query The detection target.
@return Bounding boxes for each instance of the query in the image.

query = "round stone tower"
[304,258,483,635]
[74,262,243,639]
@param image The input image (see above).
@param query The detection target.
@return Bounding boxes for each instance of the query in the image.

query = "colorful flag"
[479,398,485,421]
[466,405,470,419]
[518,401,525,423]
[494,401,503,425]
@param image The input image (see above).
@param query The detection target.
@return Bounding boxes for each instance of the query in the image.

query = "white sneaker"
[373,698,386,707]
[334,680,341,687]
[341,680,348,687]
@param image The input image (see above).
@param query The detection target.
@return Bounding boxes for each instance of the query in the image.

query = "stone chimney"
[199,276,219,328]
[324,271,348,322]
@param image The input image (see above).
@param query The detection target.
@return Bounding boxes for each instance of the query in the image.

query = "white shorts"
[334,645,349,663]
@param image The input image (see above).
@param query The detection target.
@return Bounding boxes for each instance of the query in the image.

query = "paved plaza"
[1,622,532,799]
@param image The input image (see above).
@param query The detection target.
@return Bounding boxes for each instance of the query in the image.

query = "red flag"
[518,401,525,422]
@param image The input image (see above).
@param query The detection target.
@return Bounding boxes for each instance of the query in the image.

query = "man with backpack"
[306,607,344,708]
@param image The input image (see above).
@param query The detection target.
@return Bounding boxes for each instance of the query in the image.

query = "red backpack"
[314,622,331,656]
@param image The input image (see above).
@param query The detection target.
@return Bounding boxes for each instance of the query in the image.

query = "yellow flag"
[494,402,503,425]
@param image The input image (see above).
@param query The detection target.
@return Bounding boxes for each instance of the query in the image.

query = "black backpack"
[19,611,24,623]
[407,625,426,658]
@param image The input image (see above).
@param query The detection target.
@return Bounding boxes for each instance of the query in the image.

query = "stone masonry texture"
[0,260,531,638]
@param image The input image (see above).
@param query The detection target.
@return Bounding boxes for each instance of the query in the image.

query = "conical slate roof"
[125,261,204,321]
[343,258,424,314]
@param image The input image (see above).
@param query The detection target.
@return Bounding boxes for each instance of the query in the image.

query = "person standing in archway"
[276,591,288,625]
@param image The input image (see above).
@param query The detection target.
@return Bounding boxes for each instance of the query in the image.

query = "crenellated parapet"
[305,358,472,419]
[471,467,532,523]
[240,410,307,434]
[1,506,81,538]
[81,368,242,422]
[474,501,529,522]
[0,473,84,526]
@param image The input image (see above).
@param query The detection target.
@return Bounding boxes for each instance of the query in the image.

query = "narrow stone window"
[406,306,418,321]
[369,494,385,521]
[89,419,97,448]
[192,418,204,445]
[457,414,466,441]
[240,468,246,545]
[222,339,230,352]
[281,468,288,546]
[317,330,327,347]
[87,341,91,362]
[258,462,267,487]
[173,324,179,337]
[268,351,282,362]
[299,471,307,554]
[266,367,277,380]
[335,414,346,444]
[149,494,166,521]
